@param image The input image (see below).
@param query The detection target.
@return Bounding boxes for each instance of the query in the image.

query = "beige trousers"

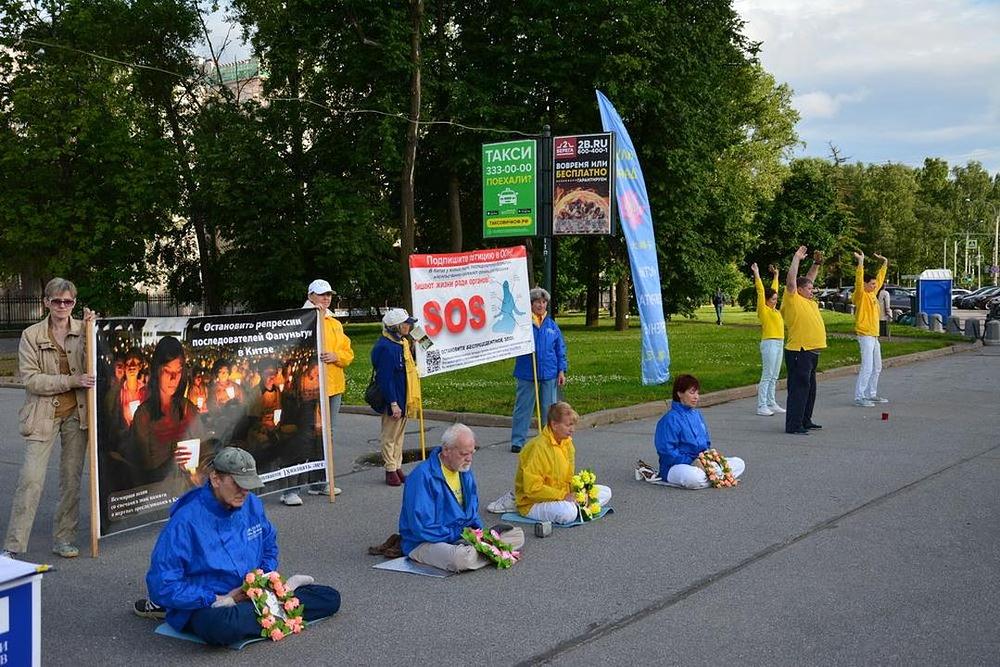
[4,415,88,553]
[408,527,526,572]
[380,414,406,471]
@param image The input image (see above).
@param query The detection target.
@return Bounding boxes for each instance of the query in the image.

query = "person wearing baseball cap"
[137,447,342,645]
[371,307,420,486]
[277,279,354,505]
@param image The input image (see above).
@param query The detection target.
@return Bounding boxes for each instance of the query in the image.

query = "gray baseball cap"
[211,447,264,490]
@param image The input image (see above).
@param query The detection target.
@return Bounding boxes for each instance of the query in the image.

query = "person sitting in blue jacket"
[139,447,341,646]
[650,374,746,489]
[511,287,568,453]
[400,423,524,571]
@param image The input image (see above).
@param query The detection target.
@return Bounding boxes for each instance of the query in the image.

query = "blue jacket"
[371,334,408,416]
[146,483,278,632]
[398,446,482,555]
[513,316,568,381]
[654,401,711,474]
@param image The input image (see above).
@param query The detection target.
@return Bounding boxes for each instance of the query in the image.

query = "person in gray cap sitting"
[134,447,341,645]
[371,308,421,487]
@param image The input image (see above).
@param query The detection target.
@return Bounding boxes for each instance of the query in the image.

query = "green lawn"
[339,310,956,415]
[0,309,959,414]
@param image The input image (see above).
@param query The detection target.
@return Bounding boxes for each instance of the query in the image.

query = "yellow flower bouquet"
[572,468,602,521]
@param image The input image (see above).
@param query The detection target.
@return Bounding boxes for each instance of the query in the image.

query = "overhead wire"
[12,37,537,137]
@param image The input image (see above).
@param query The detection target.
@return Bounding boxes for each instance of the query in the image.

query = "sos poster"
[409,247,535,376]
[91,309,329,536]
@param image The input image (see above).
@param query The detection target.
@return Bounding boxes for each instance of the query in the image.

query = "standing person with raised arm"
[751,263,785,416]
[780,247,827,435]
[852,251,890,407]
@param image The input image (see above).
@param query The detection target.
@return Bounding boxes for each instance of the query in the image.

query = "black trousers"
[784,349,819,432]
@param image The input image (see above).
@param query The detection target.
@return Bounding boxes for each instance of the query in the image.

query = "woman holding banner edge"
[2,278,95,560]
[510,287,567,453]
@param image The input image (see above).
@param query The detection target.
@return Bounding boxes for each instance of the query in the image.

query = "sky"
[204,1,1000,175]
[734,0,1000,175]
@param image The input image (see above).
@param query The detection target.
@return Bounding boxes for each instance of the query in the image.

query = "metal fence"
[0,294,245,328]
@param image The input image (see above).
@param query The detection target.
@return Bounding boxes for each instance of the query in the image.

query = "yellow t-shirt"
[853,264,887,337]
[781,290,827,351]
[441,460,463,505]
[755,275,784,341]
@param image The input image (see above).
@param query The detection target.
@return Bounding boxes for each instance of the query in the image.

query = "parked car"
[969,286,1000,309]
[955,286,996,309]
[956,286,1000,309]
[828,286,854,310]
[883,286,914,313]
[951,288,971,304]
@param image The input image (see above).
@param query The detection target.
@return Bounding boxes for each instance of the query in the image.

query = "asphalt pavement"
[0,345,998,666]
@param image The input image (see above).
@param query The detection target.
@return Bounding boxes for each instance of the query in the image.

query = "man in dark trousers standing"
[780,246,827,435]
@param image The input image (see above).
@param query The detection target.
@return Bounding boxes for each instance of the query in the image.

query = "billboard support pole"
[540,125,554,298]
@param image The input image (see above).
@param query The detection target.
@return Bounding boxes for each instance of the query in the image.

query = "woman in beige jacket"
[2,278,94,559]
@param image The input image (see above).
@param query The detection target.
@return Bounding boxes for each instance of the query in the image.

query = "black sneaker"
[133,599,166,620]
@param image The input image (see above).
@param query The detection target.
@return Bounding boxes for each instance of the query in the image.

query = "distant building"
[202,57,267,103]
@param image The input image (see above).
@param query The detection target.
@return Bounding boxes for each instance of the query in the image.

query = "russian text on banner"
[92,309,327,536]
[596,90,670,385]
[409,246,535,376]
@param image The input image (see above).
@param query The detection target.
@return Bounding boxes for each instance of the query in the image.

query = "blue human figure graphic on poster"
[492,280,525,333]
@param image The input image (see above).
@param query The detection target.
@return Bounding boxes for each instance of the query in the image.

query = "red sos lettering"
[422,296,486,336]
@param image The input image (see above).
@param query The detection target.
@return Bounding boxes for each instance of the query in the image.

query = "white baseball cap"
[307,279,333,295]
[382,308,416,328]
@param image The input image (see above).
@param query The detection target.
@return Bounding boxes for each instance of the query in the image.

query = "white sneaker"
[487,490,516,514]
[756,407,774,416]
[870,396,889,404]
[280,491,304,506]
[769,404,786,414]
[853,398,875,408]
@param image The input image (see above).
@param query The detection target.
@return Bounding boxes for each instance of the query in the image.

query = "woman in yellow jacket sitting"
[514,402,611,524]
[751,263,786,417]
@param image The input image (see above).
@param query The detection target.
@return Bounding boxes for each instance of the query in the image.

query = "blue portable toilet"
[916,269,952,322]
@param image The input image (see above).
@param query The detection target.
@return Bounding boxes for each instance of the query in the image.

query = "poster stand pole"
[317,310,336,504]
[531,350,542,432]
[418,398,427,461]
[86,319,99,557]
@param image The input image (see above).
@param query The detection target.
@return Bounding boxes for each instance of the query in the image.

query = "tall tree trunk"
[585,274,599,326]
[162,100,221,314]
[615,275,630,331]
[399,0,423,312]
[448,170,462,252]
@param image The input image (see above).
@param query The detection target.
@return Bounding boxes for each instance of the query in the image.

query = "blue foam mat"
[154,615,330,649]
[499,506,614,527]
[372,556,455,578]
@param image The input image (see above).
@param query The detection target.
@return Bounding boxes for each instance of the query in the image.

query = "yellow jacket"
[303,301,354,396]
[853,264,887,337]
[515,426,575,515]
[755,274,784,340]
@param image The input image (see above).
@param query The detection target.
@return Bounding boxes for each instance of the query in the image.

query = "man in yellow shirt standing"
[852,251,889,407]
[780,246,827,435]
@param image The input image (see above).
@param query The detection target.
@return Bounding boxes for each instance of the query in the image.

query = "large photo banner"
[92,309,327,536]
[410,246,535,376]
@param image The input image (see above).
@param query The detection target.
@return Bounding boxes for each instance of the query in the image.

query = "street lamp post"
[990,203,1000,287]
